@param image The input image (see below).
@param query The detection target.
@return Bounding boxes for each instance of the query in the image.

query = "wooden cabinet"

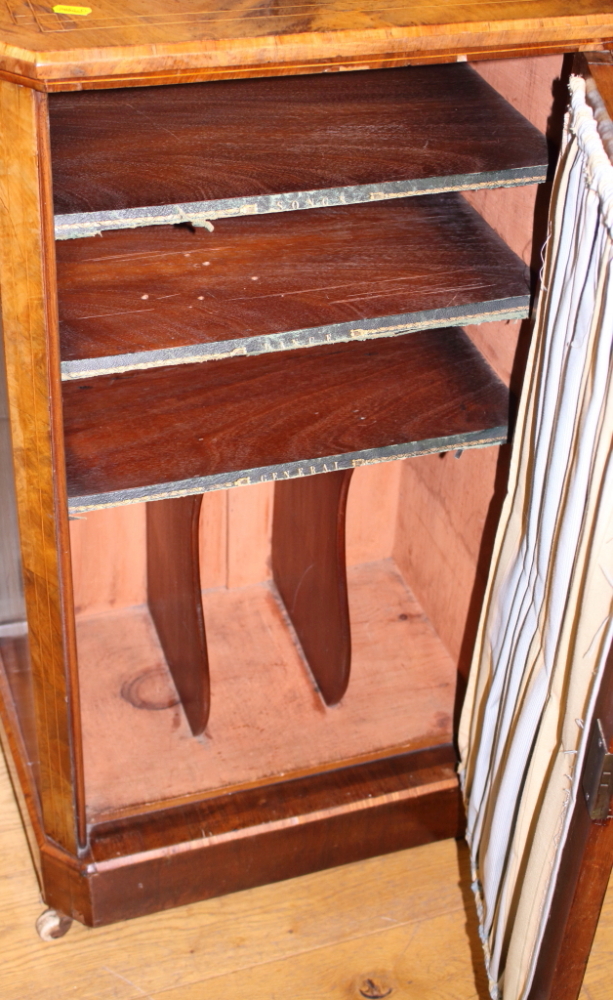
[0,3,611,994]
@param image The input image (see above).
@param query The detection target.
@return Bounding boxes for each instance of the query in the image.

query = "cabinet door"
[460,58,613,1000]
[525,640,613,1000]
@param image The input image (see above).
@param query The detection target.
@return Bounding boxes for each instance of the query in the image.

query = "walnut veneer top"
[0,0,612,91]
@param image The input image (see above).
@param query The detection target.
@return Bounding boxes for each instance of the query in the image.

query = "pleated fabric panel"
[458,75,613,1000]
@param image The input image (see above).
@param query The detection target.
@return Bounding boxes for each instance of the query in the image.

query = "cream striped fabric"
[458,75,613,1000]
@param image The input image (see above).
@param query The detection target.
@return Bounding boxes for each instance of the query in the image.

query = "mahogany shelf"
[58,193,530,379]
[63,326,509,511]
[50,64,548,241]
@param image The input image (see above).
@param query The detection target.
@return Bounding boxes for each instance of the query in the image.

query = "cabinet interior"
[2,54,565,858]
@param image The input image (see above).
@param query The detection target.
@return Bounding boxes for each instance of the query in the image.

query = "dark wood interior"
[147,494,209,735]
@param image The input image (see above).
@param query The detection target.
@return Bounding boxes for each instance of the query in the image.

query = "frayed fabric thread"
[470,873,501,999]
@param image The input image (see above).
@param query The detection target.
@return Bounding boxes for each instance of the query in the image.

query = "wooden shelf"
[50,65,548,240]
[63,326,508,511]
[58,193,530,379]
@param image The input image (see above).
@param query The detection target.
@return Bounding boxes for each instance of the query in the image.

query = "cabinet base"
[0,662,462,925]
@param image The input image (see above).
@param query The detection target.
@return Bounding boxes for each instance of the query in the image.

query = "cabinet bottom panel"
[0,554,463,926]
[76,558,456,820]
[34,748,461,927]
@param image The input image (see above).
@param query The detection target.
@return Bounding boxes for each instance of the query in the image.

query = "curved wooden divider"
[146,494,209,735]
[272,469,354,706]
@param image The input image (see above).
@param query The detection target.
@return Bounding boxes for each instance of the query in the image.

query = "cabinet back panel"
[70,462,402,613]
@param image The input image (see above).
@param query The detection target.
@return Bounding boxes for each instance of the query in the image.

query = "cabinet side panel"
[471,54,566,134]
[466,53,565,264]
[394,56,563,672]
[0,81,82,852]
[0,318,39,775]
[393,445,505,675]
[463,55,565,385]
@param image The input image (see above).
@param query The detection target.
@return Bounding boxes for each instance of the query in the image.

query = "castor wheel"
[35,909,73,941]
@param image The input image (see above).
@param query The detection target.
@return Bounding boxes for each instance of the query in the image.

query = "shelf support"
[272,469,353,705]
[147,495,209,735]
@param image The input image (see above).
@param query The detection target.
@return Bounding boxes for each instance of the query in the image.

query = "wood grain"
[273,470,353,706]
[583,51,613,119]
[0,744,476,1000]
[49,64,547,224]
[56,193,531,378]
[131,910,486,1000]
[0,80,83,852]
[62,328,509,509]
[147,495,209,736]
[462,55,565,383]
[2,585,460,927]
[0,0,610,90]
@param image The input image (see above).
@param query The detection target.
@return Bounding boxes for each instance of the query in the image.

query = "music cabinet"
[0,0,611,975]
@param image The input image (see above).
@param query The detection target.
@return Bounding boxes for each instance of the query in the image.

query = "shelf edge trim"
[53,166,547,241]
[60,297,529,379]
[67,425,509,512]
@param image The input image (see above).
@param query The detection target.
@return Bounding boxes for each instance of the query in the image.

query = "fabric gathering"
[459,75,613,1000]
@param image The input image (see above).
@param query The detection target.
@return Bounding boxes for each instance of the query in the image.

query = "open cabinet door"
[459,55,613,1000]
[525,637,613,1000]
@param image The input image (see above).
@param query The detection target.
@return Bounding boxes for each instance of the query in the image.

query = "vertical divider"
[147,494,210,735]
[272,469,354,705]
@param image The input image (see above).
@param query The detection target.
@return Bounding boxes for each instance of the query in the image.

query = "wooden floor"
[0,750,611,1000]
